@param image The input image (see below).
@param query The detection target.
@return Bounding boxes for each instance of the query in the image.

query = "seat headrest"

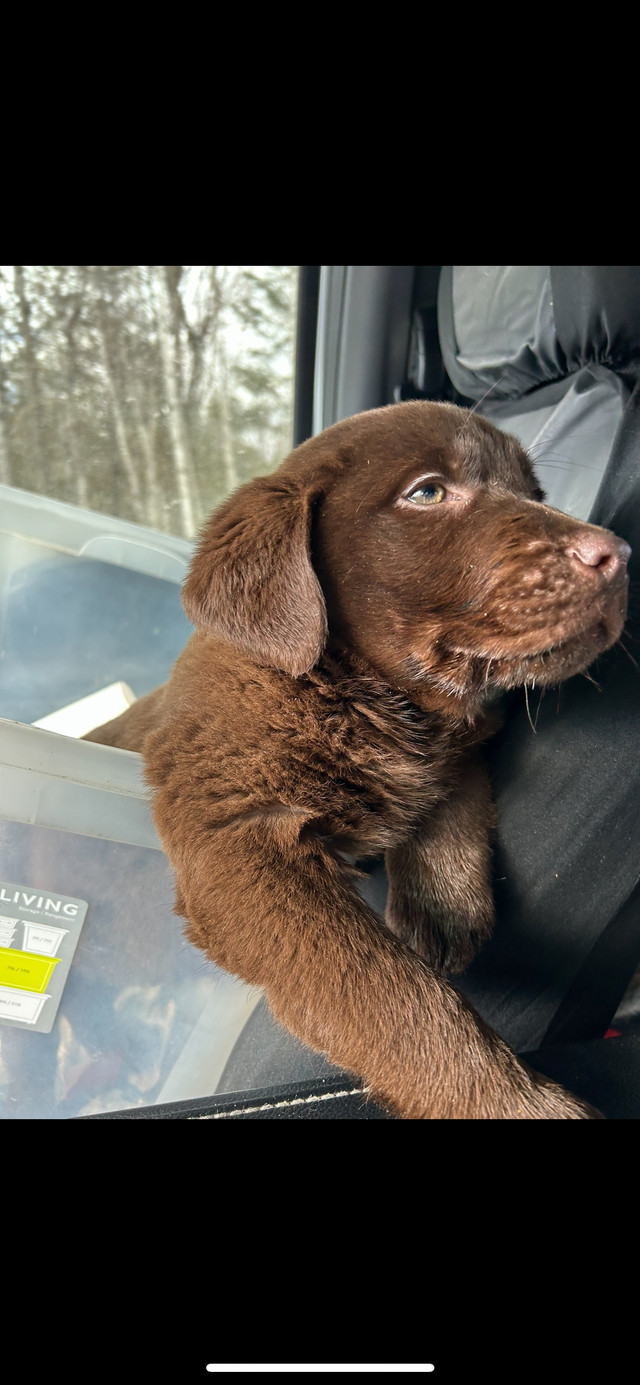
[438,266,640,402]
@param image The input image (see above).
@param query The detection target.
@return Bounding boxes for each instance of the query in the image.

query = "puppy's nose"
[567,530,631,580]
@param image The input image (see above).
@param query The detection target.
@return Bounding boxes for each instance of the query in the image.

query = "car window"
[0,266,298,538]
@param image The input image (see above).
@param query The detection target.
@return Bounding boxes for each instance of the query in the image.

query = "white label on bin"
[0,880,88,1033]
[0,986,50,1023]
[22,923,69,956]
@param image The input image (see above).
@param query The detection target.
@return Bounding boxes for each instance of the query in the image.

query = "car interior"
[1,265,639,1120]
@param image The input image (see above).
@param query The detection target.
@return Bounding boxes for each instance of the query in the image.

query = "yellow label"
[0,946,60,993]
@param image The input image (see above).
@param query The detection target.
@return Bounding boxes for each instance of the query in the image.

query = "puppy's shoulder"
[151,631,309,739]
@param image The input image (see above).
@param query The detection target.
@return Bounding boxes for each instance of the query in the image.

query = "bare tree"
[184,266,226,434]
[155,267,197,537]
[91,269,143,521]
[0,276,12,484]
[53,266,89,507]
[215,336,239,495]
[13,266,46,470]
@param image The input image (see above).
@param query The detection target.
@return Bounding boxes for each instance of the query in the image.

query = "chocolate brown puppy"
[86,402,630,1118]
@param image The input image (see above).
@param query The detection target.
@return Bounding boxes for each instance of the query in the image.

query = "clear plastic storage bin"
[0,720,261,1120]
[0,484,195,725]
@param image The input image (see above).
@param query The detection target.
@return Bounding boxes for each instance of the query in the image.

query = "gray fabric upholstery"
[438,265,564,400]
[480,368,626,520]
[437,266,629,520]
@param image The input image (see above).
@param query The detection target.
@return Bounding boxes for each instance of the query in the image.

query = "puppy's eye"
[406,481,447,505]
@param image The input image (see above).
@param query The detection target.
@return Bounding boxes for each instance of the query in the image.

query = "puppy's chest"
[286,686,467,849]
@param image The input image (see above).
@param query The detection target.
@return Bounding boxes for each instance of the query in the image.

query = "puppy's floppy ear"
[182,476,327,676]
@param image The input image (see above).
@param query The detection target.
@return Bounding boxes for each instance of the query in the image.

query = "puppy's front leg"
[82,685,167,752]
[385,755,496,975]
[163,810,596,1119]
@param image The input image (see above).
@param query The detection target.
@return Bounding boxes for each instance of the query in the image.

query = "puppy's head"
[183,401,630,708]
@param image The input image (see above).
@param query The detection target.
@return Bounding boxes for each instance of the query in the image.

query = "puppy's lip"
[452,608,626,666]
[512,625,611,664]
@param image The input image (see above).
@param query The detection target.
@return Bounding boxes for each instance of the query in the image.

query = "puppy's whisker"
[524,683,536,734]
[531,457,606,475]
[527,445,606,474]
[533,687,545,731]
[617,637,640,670]
[461,373,508,422]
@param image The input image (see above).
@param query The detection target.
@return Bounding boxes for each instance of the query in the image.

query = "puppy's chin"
[404,584,628,706]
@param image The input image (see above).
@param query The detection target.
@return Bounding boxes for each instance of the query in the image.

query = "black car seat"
[97,266,640,1120]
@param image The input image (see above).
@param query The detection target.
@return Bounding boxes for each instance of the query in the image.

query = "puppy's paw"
[513,1067,604,1120]
[435,921,494,976]
[385,907,493,976]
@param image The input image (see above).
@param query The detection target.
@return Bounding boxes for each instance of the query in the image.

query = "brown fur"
[85,402,630,1118]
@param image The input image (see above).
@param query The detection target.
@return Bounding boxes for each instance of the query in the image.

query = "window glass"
[0,266,298,538]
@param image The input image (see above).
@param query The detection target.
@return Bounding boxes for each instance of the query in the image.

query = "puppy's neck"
[399,651,505,722]
[322,640,499,734]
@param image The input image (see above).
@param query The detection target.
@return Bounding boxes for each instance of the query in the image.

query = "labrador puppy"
[86,402,630,1118]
